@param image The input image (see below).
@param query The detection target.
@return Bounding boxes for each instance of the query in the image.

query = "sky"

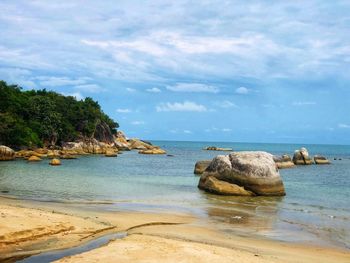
[0,0,350,144]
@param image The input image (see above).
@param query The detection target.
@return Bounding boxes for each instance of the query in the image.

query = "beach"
[1,196,349,262]
[1,141,350,262]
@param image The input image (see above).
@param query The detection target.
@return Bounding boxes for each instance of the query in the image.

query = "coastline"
[1,196,349,263]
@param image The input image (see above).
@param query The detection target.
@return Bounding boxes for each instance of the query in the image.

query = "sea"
[0,141,349,249]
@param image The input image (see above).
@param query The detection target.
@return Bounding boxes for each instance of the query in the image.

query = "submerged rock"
[27,155,42,162]
[194,160,212,175]
[198,151,285,196]
[105,149,118,157]
[293,147,313,165]
[273,154,295,169]
[314,155,331,164]
[138,147,166,154]
[203,146,232,151]
[0,145,15,161]
[50,158,61,165]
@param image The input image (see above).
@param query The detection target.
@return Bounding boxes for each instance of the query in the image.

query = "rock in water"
[293,147,313,165]
[314,155,331,164]
[273,154,295,169]
[138,147,166,154]
[27,155,42,162]
[50,158,61,165]
[203,146,232,151]
[0,145,15,161]
[198,151,285,196]
[105,149,118,157]
[194,160,212,175]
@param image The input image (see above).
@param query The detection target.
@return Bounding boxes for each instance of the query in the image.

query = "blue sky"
[1,1,350,144]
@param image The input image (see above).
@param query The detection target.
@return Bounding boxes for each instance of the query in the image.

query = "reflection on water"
[202,194,283,235]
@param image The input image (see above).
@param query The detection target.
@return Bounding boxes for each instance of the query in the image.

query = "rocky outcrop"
[203,146,232,151]
[128,138,154,150]
[62,138,117,154]
[0,146,15,161]
[114,131,131,150]
[293,147,313,165]
[194,160,212,175]
[314,155,331,164]
[273,154,295,169]
[93,120,115,143]
[198,151,285,196]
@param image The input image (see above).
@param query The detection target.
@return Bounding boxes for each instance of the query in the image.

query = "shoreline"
[0,196,349,262]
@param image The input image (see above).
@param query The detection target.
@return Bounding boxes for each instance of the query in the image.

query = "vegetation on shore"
[0,80,118,148]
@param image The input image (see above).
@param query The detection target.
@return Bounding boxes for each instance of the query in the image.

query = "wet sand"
[0,196,349,263]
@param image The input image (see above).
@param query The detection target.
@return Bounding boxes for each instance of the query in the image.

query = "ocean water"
[0,141,350,249]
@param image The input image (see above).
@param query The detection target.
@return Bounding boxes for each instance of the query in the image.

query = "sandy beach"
[0,196,349,263]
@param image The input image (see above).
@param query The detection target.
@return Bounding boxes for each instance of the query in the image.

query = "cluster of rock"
[0,130,166,164]
[272,147,331,168]
[198,151,286,196]
[195,146,334,196]
[203,146,232,151]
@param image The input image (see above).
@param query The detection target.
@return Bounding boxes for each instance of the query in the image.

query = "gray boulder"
[198,151,285,196]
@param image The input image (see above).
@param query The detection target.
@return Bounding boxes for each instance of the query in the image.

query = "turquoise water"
[1,141,350,249]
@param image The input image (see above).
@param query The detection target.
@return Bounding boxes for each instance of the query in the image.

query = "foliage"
[0,80,119,148]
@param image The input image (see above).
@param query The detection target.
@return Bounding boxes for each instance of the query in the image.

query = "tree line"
[0,80,118,148]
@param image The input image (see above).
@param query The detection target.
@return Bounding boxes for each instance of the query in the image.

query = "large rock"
[314,155,331,165]
[273,154,295,169]
[198,151,286,196]
[128,138,154,150]
[93,120,115,143]
[114,131,131,150]
[194,160,212,175]
[293,147,313,165]
[0,146,15,161]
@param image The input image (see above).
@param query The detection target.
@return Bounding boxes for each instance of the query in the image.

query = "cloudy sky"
[1,0,350,144]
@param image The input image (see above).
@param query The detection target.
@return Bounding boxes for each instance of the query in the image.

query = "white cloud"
[216,100,238,108]
[0,67,36,89]
[338,123,350,129]
[183,130,192,134]
[146,87,161,93]
[131,121,145,125]
[38,76,88,87]
[222,128,232,132]
[126,88,136,92]
[75,84,103,93]
[292,101,316,106]
[156,101,207,112]
[166,83,219,93]
[116,108,132,113]
[235,87,249,94]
